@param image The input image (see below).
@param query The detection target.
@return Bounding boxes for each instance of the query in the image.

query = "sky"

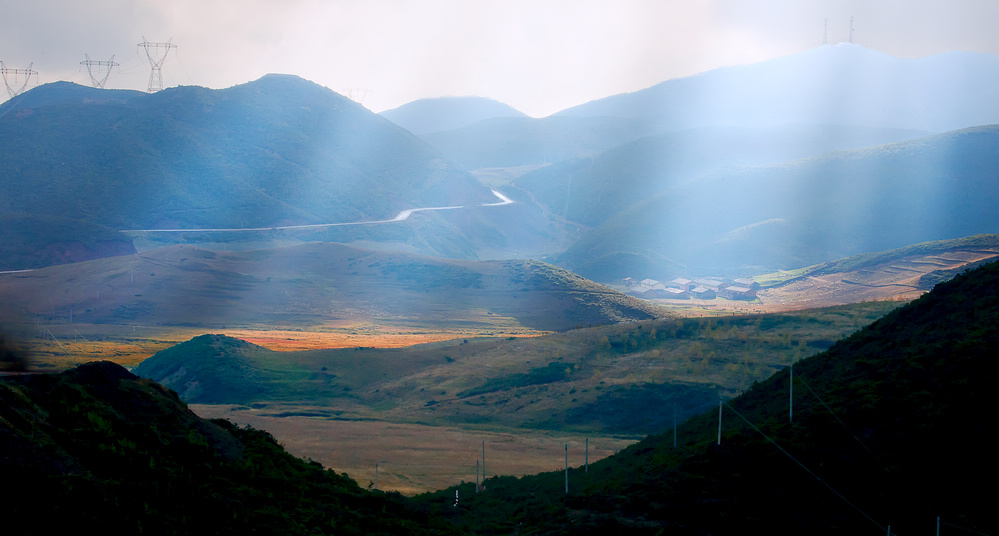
[2,0,999,117]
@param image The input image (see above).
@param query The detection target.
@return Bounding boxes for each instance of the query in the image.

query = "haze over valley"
[2,10,999,533]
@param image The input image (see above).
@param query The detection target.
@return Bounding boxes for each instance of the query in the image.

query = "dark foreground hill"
[417,260,999,535]
[0,361,456,535]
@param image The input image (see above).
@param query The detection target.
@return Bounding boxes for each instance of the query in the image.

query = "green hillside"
[135,300,899,436]
[416,259,999,535]
[0,361,456,535]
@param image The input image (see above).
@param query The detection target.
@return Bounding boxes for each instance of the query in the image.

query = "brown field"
[191,404,635,495]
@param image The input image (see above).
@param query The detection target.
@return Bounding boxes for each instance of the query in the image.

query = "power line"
[723,400,888,533]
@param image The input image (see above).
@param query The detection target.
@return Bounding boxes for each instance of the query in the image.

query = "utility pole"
[789,361,794,424]
[564,443,569,495]
[823,18,828,45]
[80,54,119,88]
[0,62,38,99]
[137,37,176,93]
[849,16,855,44]
[717,399,723,445]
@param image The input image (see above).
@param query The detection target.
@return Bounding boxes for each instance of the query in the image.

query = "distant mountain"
[0,75,496,267]
[556,44,999,133]
[0,242,668,332]
[379,96,527,135]
[413,45,994,170]
[514,123,929,228]
[0,361,455,534]
[418,258,999,535]
[557,125,999,280]
[419,115,655,169]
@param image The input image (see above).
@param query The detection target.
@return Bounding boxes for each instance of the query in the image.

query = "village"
[620,276,761,301]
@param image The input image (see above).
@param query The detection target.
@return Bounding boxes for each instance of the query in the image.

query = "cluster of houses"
[622,276,761,301]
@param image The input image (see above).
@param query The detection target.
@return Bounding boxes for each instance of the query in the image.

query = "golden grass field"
[191,404,636,495]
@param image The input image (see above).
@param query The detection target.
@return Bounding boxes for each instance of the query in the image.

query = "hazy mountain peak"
[555,44,999,132]
[379,95,528,134]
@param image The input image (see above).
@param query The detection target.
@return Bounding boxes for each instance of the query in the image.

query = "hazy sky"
[2,0,998,117]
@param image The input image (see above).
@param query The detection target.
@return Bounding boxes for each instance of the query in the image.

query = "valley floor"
[191,404,634,495]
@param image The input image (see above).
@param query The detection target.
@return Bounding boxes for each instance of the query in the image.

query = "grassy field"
[191,404,634,495]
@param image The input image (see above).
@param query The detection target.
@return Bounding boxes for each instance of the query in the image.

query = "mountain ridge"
[555,44,999,132]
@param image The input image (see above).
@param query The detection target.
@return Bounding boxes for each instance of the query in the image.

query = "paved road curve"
[123,189,514,234]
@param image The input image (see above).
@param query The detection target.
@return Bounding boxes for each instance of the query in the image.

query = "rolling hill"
[134,300,899,437]
[0,75,496,268]
[512,123,930,228]
[418,115,654,169]
[0,242,668,333]
[378,96,528,135]
[557,125,999,280]
[557,44,999,133]
[415,258,999,535]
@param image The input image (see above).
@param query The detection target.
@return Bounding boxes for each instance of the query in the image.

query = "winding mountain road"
[123,189,514,234]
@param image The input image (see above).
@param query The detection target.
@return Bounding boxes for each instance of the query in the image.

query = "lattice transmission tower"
[0,62,38,99]
[137,37,176,93]
[80,54,119,89]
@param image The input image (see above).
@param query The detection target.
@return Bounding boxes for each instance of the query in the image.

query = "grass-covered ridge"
[414,259,999,534]
[136,300,900,436]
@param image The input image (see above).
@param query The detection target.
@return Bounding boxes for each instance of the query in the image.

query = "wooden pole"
[476,459,479,492]
[374,463,378,490]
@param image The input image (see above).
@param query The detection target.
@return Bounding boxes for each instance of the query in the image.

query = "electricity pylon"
[137,37,176,93]
[80,54,119,89]
[0,61,38,99]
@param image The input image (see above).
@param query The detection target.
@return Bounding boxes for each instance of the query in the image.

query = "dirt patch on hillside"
[645,250,999,315]
[758,250,998,311]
